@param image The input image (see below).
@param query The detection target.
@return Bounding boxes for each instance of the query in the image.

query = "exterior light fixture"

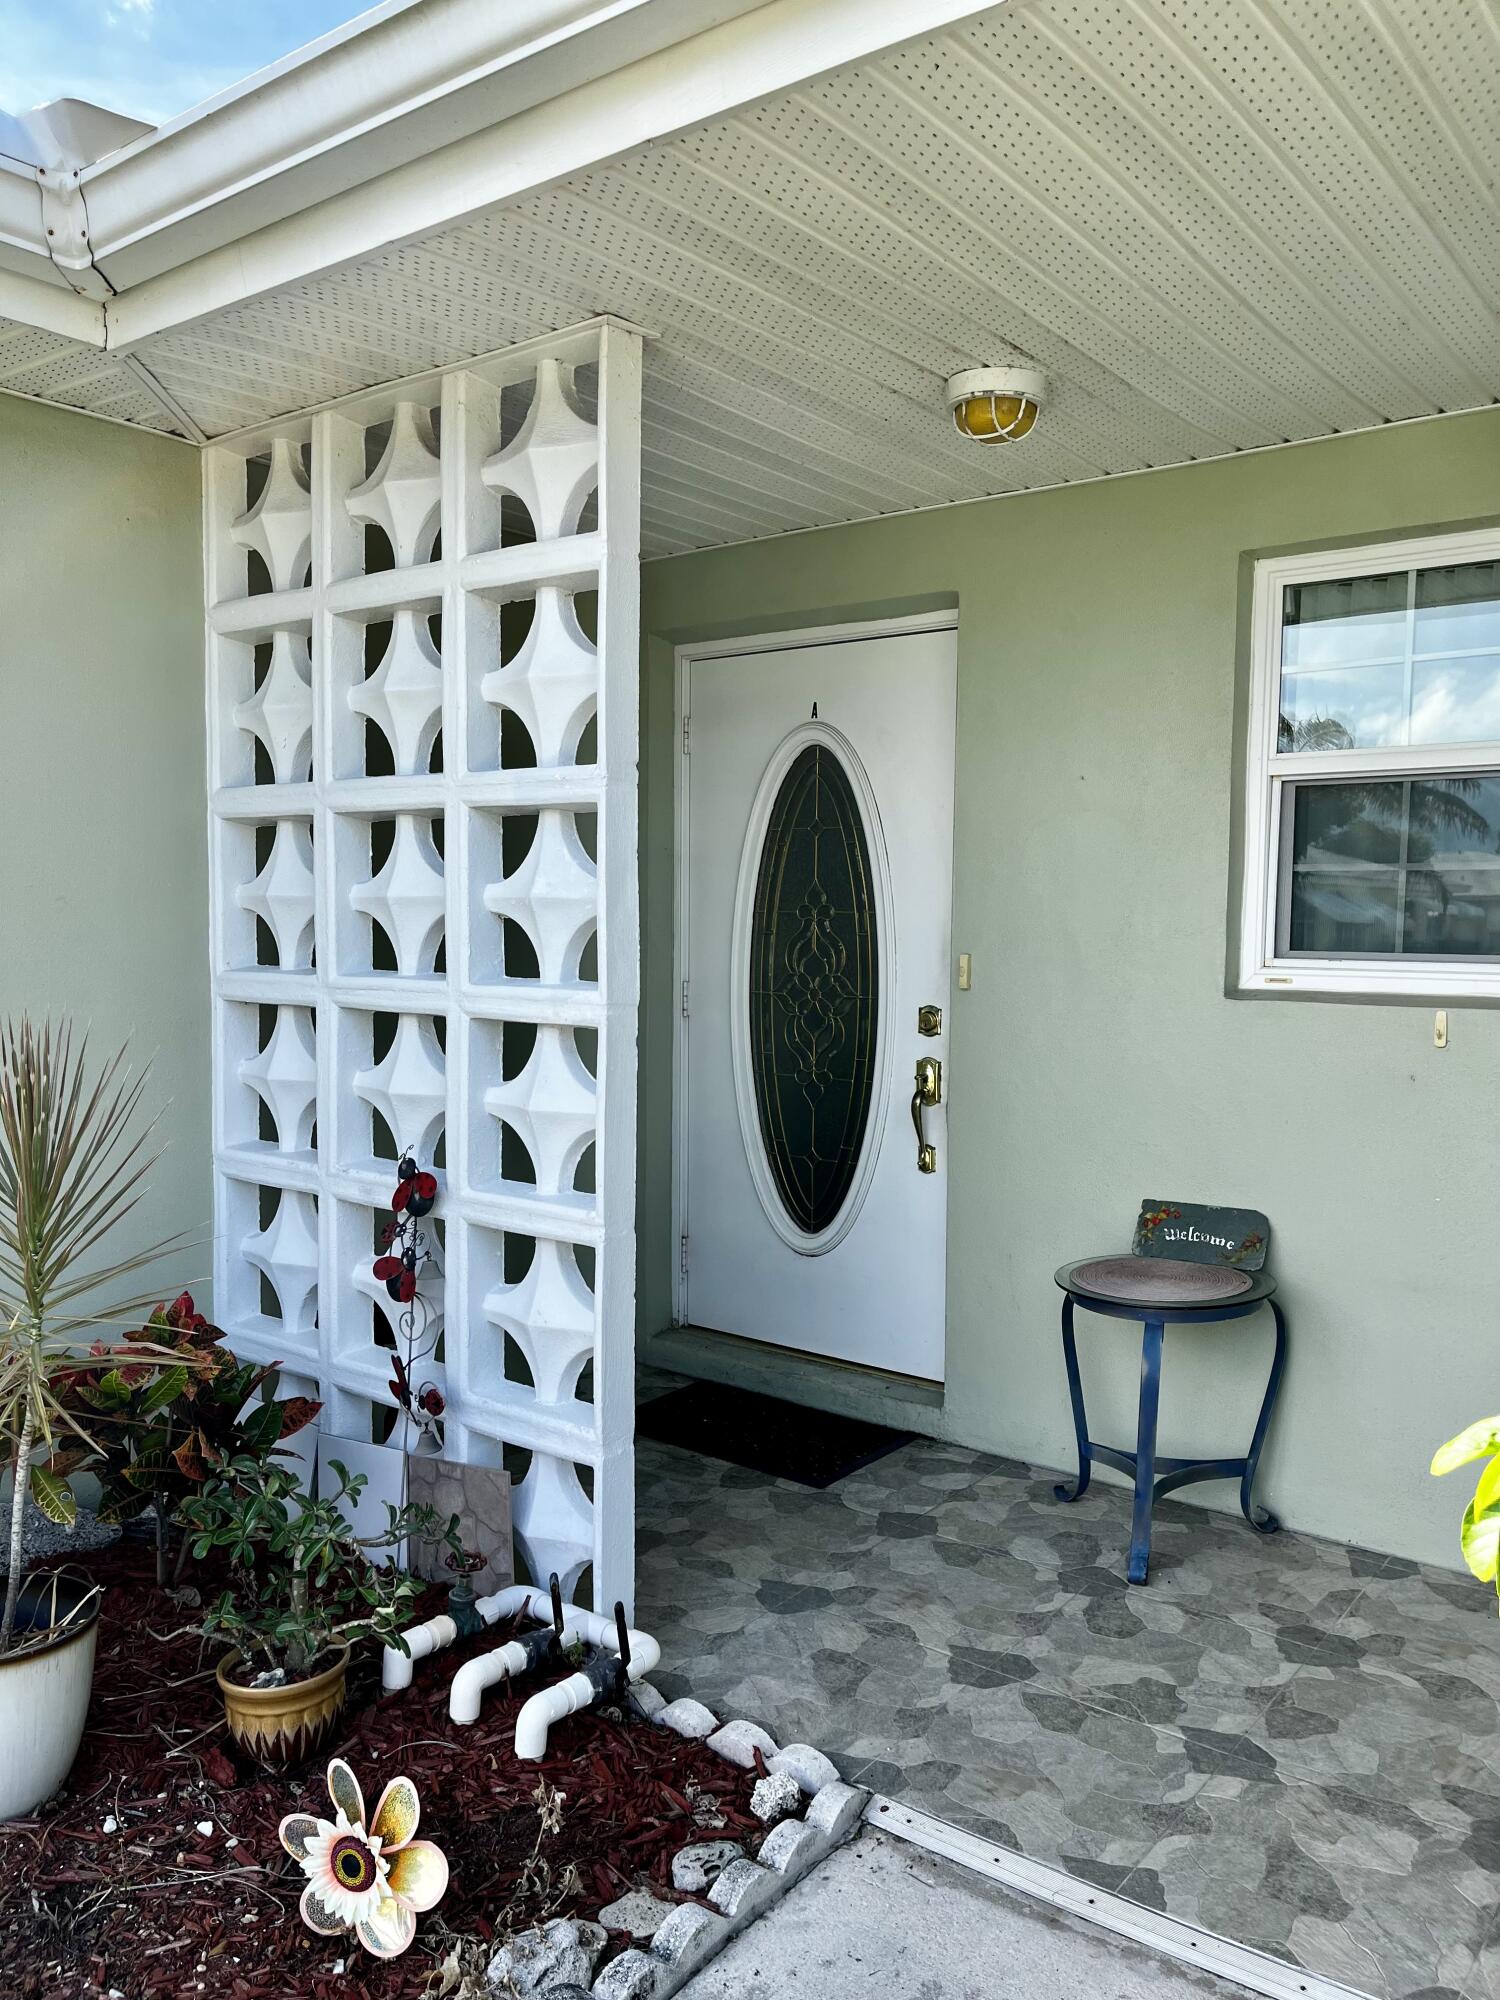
[945,366,1046,443]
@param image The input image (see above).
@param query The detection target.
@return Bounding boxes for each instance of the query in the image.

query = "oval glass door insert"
[748,742,879,1237]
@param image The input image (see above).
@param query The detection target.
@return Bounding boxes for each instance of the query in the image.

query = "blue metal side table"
[1052,1258,1287,1585]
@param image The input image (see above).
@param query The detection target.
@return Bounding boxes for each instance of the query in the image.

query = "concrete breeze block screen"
[203,319,643,1610]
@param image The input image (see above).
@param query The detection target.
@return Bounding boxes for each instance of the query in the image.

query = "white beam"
[104,0,996,353]
[0,266,106,346]
[81,0,752,284]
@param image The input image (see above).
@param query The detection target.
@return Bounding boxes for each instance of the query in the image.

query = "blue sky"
[0,0,373,128]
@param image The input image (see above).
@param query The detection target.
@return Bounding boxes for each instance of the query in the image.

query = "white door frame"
[670,607,959,1330]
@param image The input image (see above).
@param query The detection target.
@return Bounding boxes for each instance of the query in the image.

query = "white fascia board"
[0,158,52,281]
[105,0,995,353]
[0,264,106,344]
[81,0,765,288]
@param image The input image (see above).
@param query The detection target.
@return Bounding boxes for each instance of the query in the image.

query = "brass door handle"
[911,1056,942,1173]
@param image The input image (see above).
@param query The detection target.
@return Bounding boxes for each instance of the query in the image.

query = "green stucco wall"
[0,394,207,1311]
[640,408,1500,1570]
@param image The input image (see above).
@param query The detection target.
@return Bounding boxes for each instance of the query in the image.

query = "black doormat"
[637,1379,916,1488]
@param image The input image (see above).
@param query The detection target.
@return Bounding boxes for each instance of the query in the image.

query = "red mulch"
[0,1544,761,2000]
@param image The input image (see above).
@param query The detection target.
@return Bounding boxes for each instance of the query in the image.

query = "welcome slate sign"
[1133,1199,1269,1271]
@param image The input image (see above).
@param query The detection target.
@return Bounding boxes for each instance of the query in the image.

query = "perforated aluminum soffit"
[3,0,1498,559]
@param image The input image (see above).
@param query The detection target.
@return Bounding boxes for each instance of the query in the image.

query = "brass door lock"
[917,1004,942,1037]
[911,1055,942,1173]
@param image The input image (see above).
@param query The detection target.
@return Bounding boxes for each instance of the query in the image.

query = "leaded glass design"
[748,744,878,1236]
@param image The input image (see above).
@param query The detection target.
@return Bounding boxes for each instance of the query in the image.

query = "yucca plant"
[0,1018,191,1652]
[1431,1416,1500,1605]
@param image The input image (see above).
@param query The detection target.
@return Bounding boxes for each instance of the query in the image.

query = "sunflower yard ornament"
[280,1757,449,1957]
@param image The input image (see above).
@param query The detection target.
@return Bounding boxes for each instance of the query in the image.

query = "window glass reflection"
[1280,561,1500,752]
[1287,774,1500,957]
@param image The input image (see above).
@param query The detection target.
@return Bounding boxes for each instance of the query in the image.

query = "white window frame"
[1240,525,1500,999]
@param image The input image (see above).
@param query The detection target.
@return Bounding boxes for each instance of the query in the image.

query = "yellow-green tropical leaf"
[1432,1418,1500,1477]
[28,1464,77,1527]
[1460,1494,1500,1583]
[1476,1455,1500,1519]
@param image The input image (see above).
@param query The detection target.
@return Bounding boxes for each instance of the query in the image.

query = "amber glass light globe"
[945,367,1046,444]
[952,392,1039,442]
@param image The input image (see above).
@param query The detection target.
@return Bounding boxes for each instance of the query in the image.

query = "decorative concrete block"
[486,1916,600,1993]
[656,1697,717,1740]
[670,1839,743,1893]
[209,330,638,1679]
[627,1680,667,1722]
[598,1888,675,1940]
[705,1718,779,1769]
[768,1743,841,1795]
[756,1817,825,1882]
[750,1772,802,1825]
[590,1947,662,1999]
[648,1903,731,1984]
[707,1857,780,1926]
[804,1780,867,1845]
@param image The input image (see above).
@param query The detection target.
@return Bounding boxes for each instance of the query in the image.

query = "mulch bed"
[0,1544,762,2000]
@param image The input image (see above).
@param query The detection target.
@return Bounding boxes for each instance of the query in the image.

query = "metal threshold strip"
[865,1796,1372,2000]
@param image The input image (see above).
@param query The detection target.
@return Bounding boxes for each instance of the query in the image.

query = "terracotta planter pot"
[0,1572,101,1821]
[217,1644,349,1765]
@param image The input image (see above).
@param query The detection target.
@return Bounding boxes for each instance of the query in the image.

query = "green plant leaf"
[134,1363,189,1416]
[239,1400,285,1455]
[121,1448,173,1491]
[1432,1418,1500,1477]
[1460,1494,1500,1582]
[1475,1455,1500,1518]
[28,1464,77,1527]
[76,1374,132,1414]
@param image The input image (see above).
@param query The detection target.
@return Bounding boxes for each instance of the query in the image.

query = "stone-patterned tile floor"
[635,1433,1500,2000]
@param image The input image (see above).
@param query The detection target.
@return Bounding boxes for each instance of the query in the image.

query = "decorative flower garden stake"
[280,1756,448,1958]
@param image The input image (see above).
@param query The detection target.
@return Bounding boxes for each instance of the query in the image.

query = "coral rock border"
[488,1685,867,1997]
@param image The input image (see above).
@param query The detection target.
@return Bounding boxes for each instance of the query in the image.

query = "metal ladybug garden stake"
[371,1154,444,1453]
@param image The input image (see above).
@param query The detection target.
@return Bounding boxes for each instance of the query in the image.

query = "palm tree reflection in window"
[1280,713,1500,957]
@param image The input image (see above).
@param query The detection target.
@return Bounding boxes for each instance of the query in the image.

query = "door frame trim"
[671,609,959,1328]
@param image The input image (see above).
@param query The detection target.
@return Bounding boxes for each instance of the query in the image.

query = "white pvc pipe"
[382,1584,553,1692]
[448,1625,581,1725]
[514,1670,596,1759]
[511,1608,661,1759]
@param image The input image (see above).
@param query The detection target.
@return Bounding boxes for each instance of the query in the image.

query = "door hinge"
[681,979,690,1019]
[682,714,691,754]
[679,1234,690,1276]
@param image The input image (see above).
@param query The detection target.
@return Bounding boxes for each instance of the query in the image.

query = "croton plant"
[53,1293,320,1584]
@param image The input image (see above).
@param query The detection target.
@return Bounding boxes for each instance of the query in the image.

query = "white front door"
[678,622,956,1381]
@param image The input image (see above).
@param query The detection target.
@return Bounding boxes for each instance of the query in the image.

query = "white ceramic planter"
[0,1575,99,1821]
